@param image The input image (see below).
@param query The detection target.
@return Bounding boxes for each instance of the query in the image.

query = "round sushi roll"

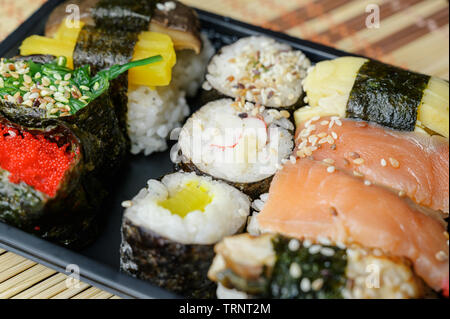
[120,172,251,298]
[177,99,295,199]
[0,55,154,247]
[296,57,449,138]
[208,234,426,299]
[204,36,311,110]
[128,35,216,155]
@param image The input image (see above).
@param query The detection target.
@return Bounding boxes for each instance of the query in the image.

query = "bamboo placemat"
[0,0,448,300]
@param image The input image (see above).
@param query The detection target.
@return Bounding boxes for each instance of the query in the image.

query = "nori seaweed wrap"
[296,57,449,138]
[208,234,427,299]
[0,55,160,248]
[120,172,251,298]
[45,0,202,53]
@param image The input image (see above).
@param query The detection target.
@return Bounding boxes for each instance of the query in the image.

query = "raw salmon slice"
[257,159,449,291]
[295,117,449,214]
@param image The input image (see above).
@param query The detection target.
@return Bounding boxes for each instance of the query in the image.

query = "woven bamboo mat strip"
[0,0,448,299]
[0,249,119,299]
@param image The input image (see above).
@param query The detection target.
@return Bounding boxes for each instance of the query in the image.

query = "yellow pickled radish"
[19,20,176,87]
[54,20,85,43]
[158,181,213,218]
[129,32,176,87]
[20,36,76,68]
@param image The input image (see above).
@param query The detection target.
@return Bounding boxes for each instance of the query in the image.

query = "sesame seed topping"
[288,239,301,251]
[323,158,335,165]
[327,166,336,173]
[381,158,387,167]
[364,180,372,186]
[389,157,400,168]
[289,262,302,279]
[353,171,364,178]
[300,278,311,292]
[309,245,322,254]
[320,247,335,256]
[436,251,448,262]
[353,158,365,165]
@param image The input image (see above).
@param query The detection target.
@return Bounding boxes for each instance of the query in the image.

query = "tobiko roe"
[0,124,77,197]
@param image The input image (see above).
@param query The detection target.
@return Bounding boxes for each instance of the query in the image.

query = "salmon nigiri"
[256,160,449,291]
[295,117,449,214]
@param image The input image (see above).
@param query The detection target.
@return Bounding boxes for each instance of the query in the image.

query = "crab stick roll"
[295,57,449,138]
[120,172,251,298]
[208,234,426,299]
[177,99,295,198]
[204,36,311,110]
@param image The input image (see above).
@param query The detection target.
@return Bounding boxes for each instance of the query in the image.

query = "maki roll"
[120,172,251,298]
[208,234,425,299]
[295,57,449,138]
[204,36,311,110]
[177,99,295,199]
[20,0,216,155]
[44,0,203,54]
[0,55,160,247]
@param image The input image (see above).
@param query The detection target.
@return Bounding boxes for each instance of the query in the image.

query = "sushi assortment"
[0,0,448,300]
[20,0,215,155]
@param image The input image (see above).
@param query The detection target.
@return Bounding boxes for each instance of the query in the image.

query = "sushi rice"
[122,172,250,245]
[178,99,295,185]
[127,35,215,156]
[206,36,311,108]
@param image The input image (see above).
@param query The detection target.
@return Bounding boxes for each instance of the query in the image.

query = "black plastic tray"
[0,0,351,299]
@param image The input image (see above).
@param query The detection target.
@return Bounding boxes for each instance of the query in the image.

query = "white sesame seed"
[290,156,297,164]
[53,73,62,81]
[309,245,322,254]
[317,236,332,246]
[364,180,372,186]
[64,73,71,81]
[327,166,336,173]
[288,239,300,251]
[93,82,100,91]
[300,278,311,292]
[353,158,365,165]
[389,157,400,168]
[42,77,50,86]
[436,251,448,262]
[303,239,312,248]
[23,74,32,84]
[323,158,335,165]
[331,132,338,140]
[353,171,364,177]
[398,191,406,197]
[320,247,335,256]
[320,121,329,126]
[34,72,41,79]
[381,158,387,167]
[289,262,302,279]
[311,116,320,122]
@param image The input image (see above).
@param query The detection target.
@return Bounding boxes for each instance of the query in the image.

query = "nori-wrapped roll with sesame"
[0,55,161,248]
[120,172,251,298]
[20,0,215,156]
[208,234,427,299]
